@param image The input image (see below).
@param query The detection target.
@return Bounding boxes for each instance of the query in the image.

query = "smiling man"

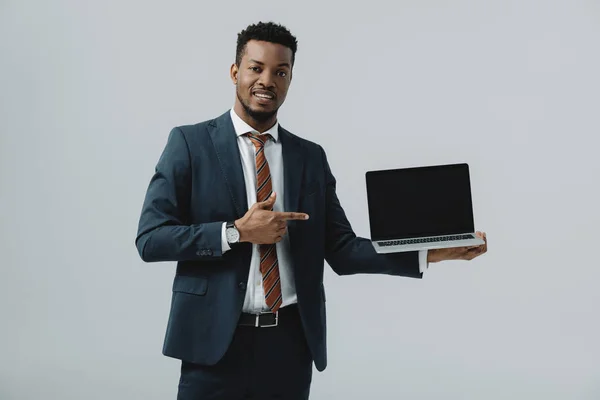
[135,21,487,399]
[233,40,291,132]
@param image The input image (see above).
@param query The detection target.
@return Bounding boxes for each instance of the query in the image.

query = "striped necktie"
[245,132,282,312]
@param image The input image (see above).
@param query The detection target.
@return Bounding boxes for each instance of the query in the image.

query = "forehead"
[242,40,293,65]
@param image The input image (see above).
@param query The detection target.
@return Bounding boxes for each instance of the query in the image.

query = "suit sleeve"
[321,147,422,279]
[135,127,223,262]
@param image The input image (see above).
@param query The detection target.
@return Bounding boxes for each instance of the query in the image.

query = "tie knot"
[245,132,272,149]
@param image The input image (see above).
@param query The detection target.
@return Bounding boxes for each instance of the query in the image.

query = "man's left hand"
[427,231,487,263]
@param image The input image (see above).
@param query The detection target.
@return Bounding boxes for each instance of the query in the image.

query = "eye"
[249,66,261,72]
[277,71,287,77]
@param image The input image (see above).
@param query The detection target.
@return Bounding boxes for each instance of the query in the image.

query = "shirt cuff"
[418,250,428,273]
[222,222,231,253]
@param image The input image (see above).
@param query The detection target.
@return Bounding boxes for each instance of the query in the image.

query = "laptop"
[365,163,484,253]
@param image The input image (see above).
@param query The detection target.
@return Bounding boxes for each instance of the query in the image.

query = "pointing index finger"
[276,212,309,220]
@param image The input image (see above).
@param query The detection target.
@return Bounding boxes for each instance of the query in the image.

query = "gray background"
[1,0,599,399]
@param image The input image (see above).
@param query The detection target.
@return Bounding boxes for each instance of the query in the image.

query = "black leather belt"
[238,304,298,328]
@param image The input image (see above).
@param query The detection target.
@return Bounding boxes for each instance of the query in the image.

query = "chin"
[245,104,278,121]
[251,99,277,110]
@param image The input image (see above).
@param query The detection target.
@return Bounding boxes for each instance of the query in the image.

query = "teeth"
[255,93,273,99]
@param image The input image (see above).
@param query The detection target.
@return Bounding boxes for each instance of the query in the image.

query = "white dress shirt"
[222,108,428,313]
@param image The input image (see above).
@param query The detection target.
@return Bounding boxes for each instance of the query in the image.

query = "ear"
[230,63,238,84]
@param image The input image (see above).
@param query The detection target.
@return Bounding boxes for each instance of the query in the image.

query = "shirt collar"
[230,108,279,142]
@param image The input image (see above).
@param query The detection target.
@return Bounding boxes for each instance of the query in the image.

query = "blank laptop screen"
[366,163,475,241]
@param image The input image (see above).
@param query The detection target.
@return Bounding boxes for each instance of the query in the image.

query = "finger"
[466,247,483,258]
[479,232,486,243]
[471,231,486,249]
[276,212,310,221]
[465,247,479,255]
[467,246,481,258]
[469,245,486,258]
[256,192,277,209]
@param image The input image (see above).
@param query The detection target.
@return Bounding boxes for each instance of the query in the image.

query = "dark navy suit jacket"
[135,110,422,372]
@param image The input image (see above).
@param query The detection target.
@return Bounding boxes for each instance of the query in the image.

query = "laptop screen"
[365,163,475,241]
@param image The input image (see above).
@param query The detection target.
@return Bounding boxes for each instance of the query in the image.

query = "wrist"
[234,219,246,243]
[427,250,441,263]
[225,220,242,245]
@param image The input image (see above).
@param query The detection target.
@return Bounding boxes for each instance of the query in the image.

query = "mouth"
[252,89,276,105]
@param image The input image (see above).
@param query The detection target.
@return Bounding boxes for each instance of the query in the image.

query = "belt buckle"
[255,310,279,328]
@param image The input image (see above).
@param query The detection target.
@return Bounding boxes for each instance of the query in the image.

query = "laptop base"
[372,233,485,254]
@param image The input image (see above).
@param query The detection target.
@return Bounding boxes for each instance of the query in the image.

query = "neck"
[233,101,277,133]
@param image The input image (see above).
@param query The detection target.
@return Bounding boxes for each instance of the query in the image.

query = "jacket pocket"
[172,275,208,296]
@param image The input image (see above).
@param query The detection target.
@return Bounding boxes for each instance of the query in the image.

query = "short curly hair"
[235,21,298,67]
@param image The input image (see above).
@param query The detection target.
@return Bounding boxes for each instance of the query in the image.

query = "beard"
[236,88,279,123]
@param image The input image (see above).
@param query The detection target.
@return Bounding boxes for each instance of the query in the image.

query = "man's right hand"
[235,192,309,244]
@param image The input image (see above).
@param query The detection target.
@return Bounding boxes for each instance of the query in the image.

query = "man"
[135,21,487,400]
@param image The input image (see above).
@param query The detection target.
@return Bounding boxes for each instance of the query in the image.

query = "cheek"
[236,74,251,89]
[237,83,252,98]
[278,88,289,101]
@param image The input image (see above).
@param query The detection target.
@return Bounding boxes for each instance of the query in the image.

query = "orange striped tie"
[245,133,282,312]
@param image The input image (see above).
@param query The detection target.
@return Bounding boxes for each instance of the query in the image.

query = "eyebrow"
[248,59,291,68]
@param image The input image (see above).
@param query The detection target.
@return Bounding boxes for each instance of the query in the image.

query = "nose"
[257,70,275,89]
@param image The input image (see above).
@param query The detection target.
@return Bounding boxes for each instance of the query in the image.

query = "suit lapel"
[279,126,304,214]
[208,111,248,218]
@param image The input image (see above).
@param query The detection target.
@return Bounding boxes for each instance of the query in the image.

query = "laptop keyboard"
[379,234,474,247]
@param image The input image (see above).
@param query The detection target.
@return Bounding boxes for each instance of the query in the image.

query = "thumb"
[256,191,276,209]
